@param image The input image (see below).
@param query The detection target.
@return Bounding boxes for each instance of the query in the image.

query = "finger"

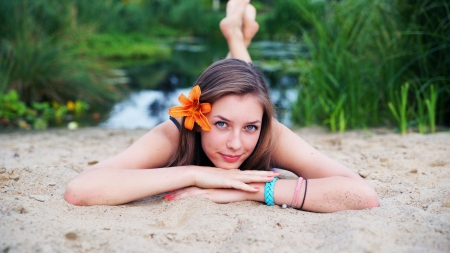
[239,170,279,177]
[168,187,206,200]
[229,181,260,192]
[232,173,278,183]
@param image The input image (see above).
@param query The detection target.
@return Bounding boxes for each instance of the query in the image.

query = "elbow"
[360,184,380,209]
[368,192,380,209]
[64,179,92,206]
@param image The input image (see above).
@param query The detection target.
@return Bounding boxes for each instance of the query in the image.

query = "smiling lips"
[220,154,242,163]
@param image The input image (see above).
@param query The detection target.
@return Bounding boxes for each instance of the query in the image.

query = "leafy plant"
[415,88,428,134]
[0,90,27,122]
[320,95,347,133]
[388,83,410,134]
[425,85,438,133]
[0,89,90,130]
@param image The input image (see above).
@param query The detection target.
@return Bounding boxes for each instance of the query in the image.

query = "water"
[101,88,298,129]
[101,40,305,129]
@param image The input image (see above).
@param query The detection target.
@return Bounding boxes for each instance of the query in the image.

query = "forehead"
[210,94,263,120]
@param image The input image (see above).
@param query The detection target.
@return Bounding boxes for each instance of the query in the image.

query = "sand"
[0,126,449,252]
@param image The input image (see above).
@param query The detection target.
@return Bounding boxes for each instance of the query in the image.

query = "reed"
[290,0,383,129]
[415,88,428,134]
[388,83,410,134]
[425,85,438,133]
[286,0,450,132]
[292,84,315,127]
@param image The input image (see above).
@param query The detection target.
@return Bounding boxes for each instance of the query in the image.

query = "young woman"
[65,0,379,212]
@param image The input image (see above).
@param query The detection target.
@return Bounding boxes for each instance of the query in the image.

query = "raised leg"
[220,0,258,62]
[243,3,259,48]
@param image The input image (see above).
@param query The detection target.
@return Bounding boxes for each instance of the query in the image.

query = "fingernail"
[163,194,169,199]
[169,197,175,201]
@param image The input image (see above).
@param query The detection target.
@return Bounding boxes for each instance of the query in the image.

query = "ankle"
[220,20,244,42]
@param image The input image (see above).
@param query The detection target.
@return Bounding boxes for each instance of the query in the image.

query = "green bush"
[0,0,125,109]
[0,90,83,130]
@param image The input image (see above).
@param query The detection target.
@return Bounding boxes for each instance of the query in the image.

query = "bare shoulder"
[271,120,359,179]
[89,120,180,171]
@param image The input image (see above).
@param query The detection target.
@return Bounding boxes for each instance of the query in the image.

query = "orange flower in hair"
[168,85,211,131]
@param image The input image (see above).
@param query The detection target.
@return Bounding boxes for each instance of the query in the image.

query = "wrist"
[185,165,198,187]
[245,183,265,202]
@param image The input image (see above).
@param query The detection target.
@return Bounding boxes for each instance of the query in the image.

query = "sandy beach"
[0,126,449,252]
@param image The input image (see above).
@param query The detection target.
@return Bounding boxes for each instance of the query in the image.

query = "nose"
[226,130,242,151]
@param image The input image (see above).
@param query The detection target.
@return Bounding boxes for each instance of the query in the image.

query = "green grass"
[388,83,410,134]
[286,0,450,133]
[76,33,171,61]
[425,85,438,133]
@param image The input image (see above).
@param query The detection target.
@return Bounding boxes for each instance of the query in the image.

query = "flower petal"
[169,106,190,118]
[189,85,201,101]
[200,103,211,114]
[169,85,211,131]
[178,94,192,106]
[184,115,195,130]
[195,113,211,131]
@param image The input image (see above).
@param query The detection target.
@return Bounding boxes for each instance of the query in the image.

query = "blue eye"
[216,121,227,128]
[245,125,258,131]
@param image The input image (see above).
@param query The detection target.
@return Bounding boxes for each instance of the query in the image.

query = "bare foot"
[220,0,249,42]
[243,4,259,47]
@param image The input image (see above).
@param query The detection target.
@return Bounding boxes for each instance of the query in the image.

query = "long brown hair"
[168,58,276,171]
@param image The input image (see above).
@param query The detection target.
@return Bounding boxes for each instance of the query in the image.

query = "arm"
[169,176,377,213]
[64,120,179,205]
[170,120,379,212]
[269,119,379,211]
[64,120,278,206]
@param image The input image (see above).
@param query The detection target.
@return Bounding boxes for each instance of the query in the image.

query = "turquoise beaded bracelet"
[264,177,278,206]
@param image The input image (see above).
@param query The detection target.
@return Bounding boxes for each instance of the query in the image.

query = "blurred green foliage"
[76,33,171,61]
[0,0,231,130]
[0,0,128,109]
[282,0,450,132]
[0,90,88,130]
[1,0,448,132]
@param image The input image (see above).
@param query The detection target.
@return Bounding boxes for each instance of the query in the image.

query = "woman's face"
[201,94,263,170]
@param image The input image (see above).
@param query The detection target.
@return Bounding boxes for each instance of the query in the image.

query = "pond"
[101,39,307,129]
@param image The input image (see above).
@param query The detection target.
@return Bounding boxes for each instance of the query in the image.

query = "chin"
[213,161,242,170]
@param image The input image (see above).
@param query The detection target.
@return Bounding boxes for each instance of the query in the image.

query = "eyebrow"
[213,115,261,125]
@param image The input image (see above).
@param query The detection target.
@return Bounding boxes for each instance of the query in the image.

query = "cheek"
[201,134,211,151]
[244,133,261,151]
[201,131,221,152]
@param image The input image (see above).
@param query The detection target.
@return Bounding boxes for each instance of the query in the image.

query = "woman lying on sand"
[65,0,379,212]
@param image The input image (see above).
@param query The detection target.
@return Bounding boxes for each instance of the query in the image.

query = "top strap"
[169,116,181,131]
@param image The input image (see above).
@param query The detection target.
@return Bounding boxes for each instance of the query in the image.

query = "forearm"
[245,177,379,212]
[65,166,194,206]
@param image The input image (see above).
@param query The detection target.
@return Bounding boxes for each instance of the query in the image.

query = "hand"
[191,166,278,192]
[164,186,250,204]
